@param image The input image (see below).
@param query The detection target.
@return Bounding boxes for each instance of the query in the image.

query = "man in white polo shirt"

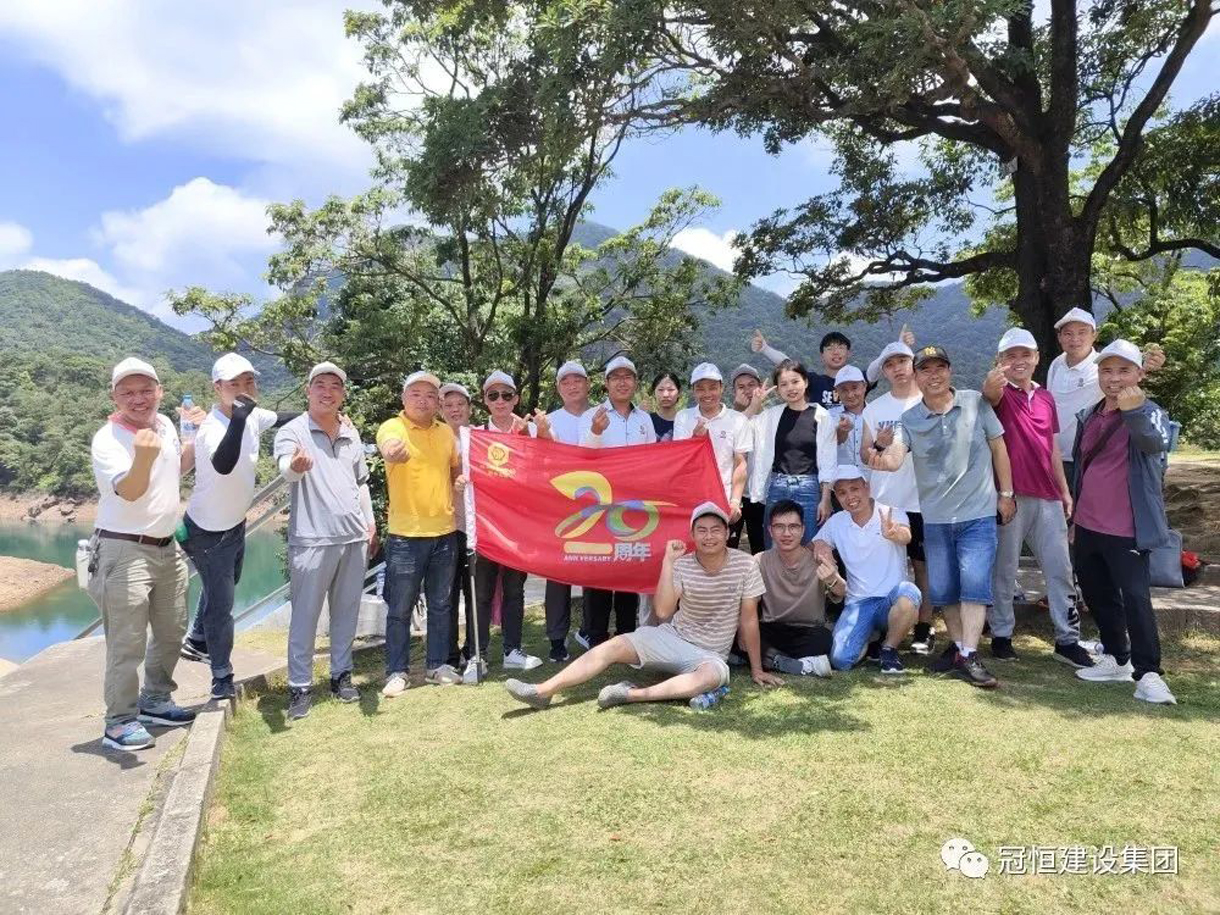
[88,358,203,751]
[543,360,593,661]
[578,354,657,644]
[504,502,782,710]
[179,353,296,700]
[728,364,767,552]
[674,362,752,523]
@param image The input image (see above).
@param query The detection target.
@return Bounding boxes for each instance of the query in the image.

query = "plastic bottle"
[75,539,92,589]
[179,393,197,444]
[689,684,730,711]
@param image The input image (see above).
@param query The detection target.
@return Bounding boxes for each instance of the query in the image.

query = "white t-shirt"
[547,406,589,445]
[92,414,182,538]
[813,502,909,600]
[673,404,753,501]
[861,391,922,512]
[187,406,279,532]
[1047,350,1101,457]
[579,402,657,447]
[485,418,537,437]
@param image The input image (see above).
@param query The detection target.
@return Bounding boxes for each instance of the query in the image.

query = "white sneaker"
[381,673,409,698]
[503,648,542,670]
[462,657,487,684]
[573,631,591,651]
[1134,672,1177,705]
[1078,638,1105,656]
[1075,654,1134,682]
[800,655,833,678]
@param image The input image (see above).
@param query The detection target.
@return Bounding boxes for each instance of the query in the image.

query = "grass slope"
[192,616,1219,915]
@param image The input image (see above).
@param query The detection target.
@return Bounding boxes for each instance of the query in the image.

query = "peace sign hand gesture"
[880,507,901,542]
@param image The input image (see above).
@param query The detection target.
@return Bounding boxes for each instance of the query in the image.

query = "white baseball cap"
[403,370,441,391]
[833,464,866,483]
[690,362,724,385]
[997,328,1038,353]
[604,355,637,376]
[439,382,471,400]
[483,370,517,391]
[557,360,588,382]
[834,364,866,386]
[308,361,347,384]
[866,341,914,383]
[1054,307,1097,331]
[111,357,160,389]
[1097,339,1143,369]
[730,363,761,384]
[211,352,260,382]
[689,500,730,528]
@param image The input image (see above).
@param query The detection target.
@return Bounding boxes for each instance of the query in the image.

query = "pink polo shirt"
[994,383,1061,500]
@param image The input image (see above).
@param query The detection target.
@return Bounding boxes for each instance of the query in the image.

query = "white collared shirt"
[546,406,588,445]
[92,414,182,538]
[578,401,657,447]
[673,404,753,500]
[1047,350,1101,455]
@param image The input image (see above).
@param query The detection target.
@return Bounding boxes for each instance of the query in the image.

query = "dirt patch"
[0,493,97,525]
[1165,461,1220,559]
[0,555,74,613]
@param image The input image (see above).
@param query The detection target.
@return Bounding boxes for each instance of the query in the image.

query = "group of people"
[86,308,1179,749]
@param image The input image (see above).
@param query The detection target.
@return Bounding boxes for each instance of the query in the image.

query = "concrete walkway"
[0,637,282,915]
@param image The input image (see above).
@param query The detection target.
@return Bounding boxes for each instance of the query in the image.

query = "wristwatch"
[999,490,1014,498]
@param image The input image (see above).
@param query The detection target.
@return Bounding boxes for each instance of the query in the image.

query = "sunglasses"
[485,390,516,402]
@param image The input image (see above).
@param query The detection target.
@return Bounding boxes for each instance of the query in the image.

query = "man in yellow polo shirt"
[376,370,463,694]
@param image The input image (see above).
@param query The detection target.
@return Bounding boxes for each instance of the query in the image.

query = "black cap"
[913,345,951,369]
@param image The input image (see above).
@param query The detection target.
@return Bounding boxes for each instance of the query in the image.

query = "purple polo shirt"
[994,383,1061,500]
[1074,409,1135,538]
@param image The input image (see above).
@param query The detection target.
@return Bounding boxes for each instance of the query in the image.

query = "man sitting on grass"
[505,502,783,710]
[814,465,920,674]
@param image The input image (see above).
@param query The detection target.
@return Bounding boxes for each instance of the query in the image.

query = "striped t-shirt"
[670,550,766,658]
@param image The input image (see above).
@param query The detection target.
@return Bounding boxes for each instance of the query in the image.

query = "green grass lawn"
[196,615,1220,915]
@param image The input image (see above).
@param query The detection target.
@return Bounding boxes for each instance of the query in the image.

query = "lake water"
[0,521,287,663]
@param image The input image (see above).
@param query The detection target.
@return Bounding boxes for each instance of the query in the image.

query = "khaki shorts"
[623,623,730,688]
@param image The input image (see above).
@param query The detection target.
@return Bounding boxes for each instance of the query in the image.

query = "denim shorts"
[923,516,997,606]
[830,581,922,670]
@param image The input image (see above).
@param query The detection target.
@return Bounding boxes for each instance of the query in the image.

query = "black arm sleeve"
[273,411,299,429]
[211,411,249,475]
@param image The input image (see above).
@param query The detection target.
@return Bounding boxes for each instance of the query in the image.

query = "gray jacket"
[1071,399,1172,551]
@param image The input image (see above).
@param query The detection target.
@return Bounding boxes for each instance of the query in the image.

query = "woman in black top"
[649,372,681,441]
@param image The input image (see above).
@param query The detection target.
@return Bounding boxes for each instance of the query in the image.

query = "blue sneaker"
[880,646,906,675]
[137,701,197,728]
[102,721,156,751]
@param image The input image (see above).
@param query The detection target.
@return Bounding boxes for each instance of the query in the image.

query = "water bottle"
[75,539,92,589]
[689,684,730,711]
[179,393,197,444]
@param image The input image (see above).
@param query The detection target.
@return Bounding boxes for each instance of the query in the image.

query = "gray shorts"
[623,623,730,687]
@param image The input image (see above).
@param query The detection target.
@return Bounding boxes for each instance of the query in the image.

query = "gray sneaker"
[505,678,552,709]
[425,664,462,686]
[764,649,805,675]
[597,681,637,709]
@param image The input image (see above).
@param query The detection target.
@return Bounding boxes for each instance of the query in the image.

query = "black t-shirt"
[806,373,837,408]
[771,406,820,475]
[650,412,675,442]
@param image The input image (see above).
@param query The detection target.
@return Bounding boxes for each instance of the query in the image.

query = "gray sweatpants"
[988,494,1079,644]
[287,541,368,688]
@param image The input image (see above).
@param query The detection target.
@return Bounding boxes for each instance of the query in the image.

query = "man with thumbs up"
[674,363,752,524]
[274,362,376,720]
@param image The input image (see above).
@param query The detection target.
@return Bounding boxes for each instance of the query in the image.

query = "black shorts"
[906,511,926,563]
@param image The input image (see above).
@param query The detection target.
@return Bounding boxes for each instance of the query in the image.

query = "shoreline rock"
[0,556,76,614]
[0,493,98,526]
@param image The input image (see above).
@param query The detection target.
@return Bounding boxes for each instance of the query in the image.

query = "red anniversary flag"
[464,430,727,593]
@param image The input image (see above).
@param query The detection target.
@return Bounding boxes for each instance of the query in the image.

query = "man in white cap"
[577,355,657,645]
[1047,307,1164,489]
[542,361,592,662]
[981,329,1093,667]
[471,371,548,671]
[179,353,298,699]
[860,341,936,655]
[273,362,376,719]
[88,358,204,750]
[814,465,920,674]
[727,364,767,552]
[1070,341,1176,704]
[439,382,476,670]
[674,362,752,523]
[504,502,782,710]
[376,370,464,696]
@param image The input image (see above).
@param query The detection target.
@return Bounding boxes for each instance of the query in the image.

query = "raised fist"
[664,539,687,563]
[133,427,162,460]
[1143,344,1165,373]
[1117,385,1146,412]
[693,417,708,437]
[231,394,257,421]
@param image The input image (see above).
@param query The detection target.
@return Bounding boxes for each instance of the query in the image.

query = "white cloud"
[0,1,375,194]
[671,227,742,273]
[0,221,34,262]
[20,256,146,309]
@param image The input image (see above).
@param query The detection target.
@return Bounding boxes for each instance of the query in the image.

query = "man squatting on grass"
[505,502,784,710]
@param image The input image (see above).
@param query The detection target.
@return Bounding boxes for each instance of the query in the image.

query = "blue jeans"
[830,582,922,670]
[384,533,457,673]
[182,516,245,679]
[763,473,821,548]
[923,517,997,607]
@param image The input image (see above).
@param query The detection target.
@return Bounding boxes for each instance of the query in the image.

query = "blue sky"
[0,2,1214,328]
